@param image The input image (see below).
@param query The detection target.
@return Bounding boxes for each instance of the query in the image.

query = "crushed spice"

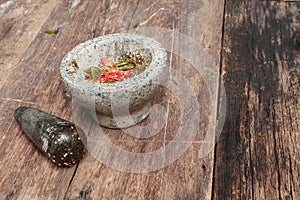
[83,50,149,83]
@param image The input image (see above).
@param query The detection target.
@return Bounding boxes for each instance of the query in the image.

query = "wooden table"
[0,0,299,199]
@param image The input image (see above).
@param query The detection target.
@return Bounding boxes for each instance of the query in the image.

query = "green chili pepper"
[84,69,91,73]
[119,65,134,70]
[45,29,59,34]
[91,66,102,72]
[140,62,146,70]
[103,66,110,71]
[90,66,102,81]
[114,61,128,67]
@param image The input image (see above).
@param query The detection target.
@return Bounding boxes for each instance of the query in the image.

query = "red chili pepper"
[103,70,108,77]
[97,76,106,83]
[123,70,132,78]
[108,67,120,75]
[85,73,92,80]
[84,52,147,84]
[106,77,116,82]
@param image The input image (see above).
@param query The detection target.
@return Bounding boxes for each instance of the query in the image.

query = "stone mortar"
[60,33,168,128]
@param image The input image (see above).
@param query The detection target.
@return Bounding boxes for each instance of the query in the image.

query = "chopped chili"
[83,51,149,83]
[45,28,59,35]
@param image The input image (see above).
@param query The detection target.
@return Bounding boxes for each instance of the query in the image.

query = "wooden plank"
[0,0,224,199]
[214,1,300,199]
[0,0,61,87]
[0,1,80,199]
[65,0,224,199]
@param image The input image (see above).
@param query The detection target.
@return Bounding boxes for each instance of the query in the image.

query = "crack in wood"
[128,0,140,30]
[212,0,227,200]
[63,163,79,200]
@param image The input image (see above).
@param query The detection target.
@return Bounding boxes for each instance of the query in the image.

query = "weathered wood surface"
[1,0,299,199]
[214,1,300,200]
[0,0,224,199]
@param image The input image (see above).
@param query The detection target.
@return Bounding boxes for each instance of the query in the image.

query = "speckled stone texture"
[60,33,168,128]
[14,107,86,167]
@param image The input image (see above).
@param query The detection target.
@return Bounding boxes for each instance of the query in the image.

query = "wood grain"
[0,0,61,87]
[0,0,224,199]
[64,0,224,199]
[4,0,299,199]
[214,1,300,200]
